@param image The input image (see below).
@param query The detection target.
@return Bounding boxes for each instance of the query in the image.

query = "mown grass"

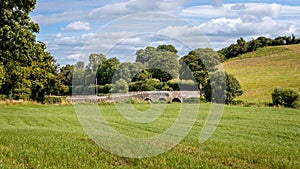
[224,44,300,103]
[0,103,299,168]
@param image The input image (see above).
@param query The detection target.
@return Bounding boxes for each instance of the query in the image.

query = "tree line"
[218,35,300,60]
[68,45,242,103]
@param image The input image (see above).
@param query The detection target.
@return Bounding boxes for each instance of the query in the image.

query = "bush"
[112,79,128,93]
[168,79,198,91]
[98,84,113,94]
[0,95,7,101]
[44,96,63,104]
[272,88,299,108]
[183,97,201,103]
[13,94,30,100]
[129,79,160,91]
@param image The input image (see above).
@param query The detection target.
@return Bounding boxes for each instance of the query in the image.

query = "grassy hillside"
[224,44,300,103]
[0,104,299,168]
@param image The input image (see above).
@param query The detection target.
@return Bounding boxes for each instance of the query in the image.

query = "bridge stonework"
[67,91,200,103]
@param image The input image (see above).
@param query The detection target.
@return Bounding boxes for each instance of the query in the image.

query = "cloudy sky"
[30,0,300,65]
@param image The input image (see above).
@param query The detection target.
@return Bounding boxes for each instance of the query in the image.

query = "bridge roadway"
[67,91,200,103]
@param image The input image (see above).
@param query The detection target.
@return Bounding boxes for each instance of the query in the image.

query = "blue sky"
[30,0,300,65]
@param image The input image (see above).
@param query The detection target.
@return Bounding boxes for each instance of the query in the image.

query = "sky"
[30,0,300,66]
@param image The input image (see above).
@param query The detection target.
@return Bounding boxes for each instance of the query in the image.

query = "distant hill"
[223,44,300,103]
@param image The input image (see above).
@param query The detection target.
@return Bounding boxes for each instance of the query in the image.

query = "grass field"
[0,103,299,168]
[223,44,300,103]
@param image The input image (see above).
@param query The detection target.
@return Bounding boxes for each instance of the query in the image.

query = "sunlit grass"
[0,104,299,168]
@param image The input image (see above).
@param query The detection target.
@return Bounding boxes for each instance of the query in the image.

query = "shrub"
[272,88,299,108]
[183,97,201,103]
[129,79,160,91]
[112,79,129,93]
[44,96,62,104]
[0,95,7,101]
[98,84,113,94]
[168,79,198,91]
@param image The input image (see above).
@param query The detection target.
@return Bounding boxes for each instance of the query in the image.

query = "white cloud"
[180,5,229,18]
[180,3,282,19]
[89,0,186,19]
[230,3,281,19]
[32,12,84,25]
[55,33,63,38]
[199,17,296,36]
[280,5,300,17]
[62,21,91,31]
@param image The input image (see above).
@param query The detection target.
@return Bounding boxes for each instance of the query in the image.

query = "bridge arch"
[158,98,167,102]
[172,98,181,103]
[144,98,152,102]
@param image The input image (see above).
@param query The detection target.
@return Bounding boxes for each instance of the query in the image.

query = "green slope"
[224,44,300,103]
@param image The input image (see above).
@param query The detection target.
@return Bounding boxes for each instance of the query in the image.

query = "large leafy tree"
[135,45,179,82]
[58,64,74,95]
[204,72,243,104]
[147,51,179,82]
[135,46,156,64]
[0,0,39,96]
[0,0,65,100]
[97,57,120,85]
[179,48,220,87]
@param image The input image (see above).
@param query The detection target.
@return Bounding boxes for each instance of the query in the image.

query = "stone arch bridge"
[67,91,200,103]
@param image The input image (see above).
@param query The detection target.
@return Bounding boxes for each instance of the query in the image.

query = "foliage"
[112,79,129,93]
[113,62,145,83]
[219,35,300,60]
[180,48,220,86]
[272,88,299,108]
[147,51,179,81]
[156,44,178,53]
[135,46,156,64]
[0,0,67,102]
[98,84,113,94]
[0,95,7,101]
[97,57,120,85]
[58,64,74,95]
[204,72,243,104]
[183,97,201,103]
[129,78,160,91]
[43,96,63,104]
[167,79,198,91]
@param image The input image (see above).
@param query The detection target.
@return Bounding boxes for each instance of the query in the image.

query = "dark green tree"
[247,39,262,52]
[180,48,220,87]
[135,46,156,64]
[97,57,120,85]
[59,64,74,95]
[147,51,179,82]
[0,0,39,96]
[204,72,243,104]
[237,37,248,54]
[157,44,178,54]
[112,79,129,93]
[0,1,66,100]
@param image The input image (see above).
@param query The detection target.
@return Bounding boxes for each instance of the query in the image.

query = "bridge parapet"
[67,91,200,103]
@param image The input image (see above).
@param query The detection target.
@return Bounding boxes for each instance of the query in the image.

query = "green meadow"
[0,103,299,168]
[224,44,300,103]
